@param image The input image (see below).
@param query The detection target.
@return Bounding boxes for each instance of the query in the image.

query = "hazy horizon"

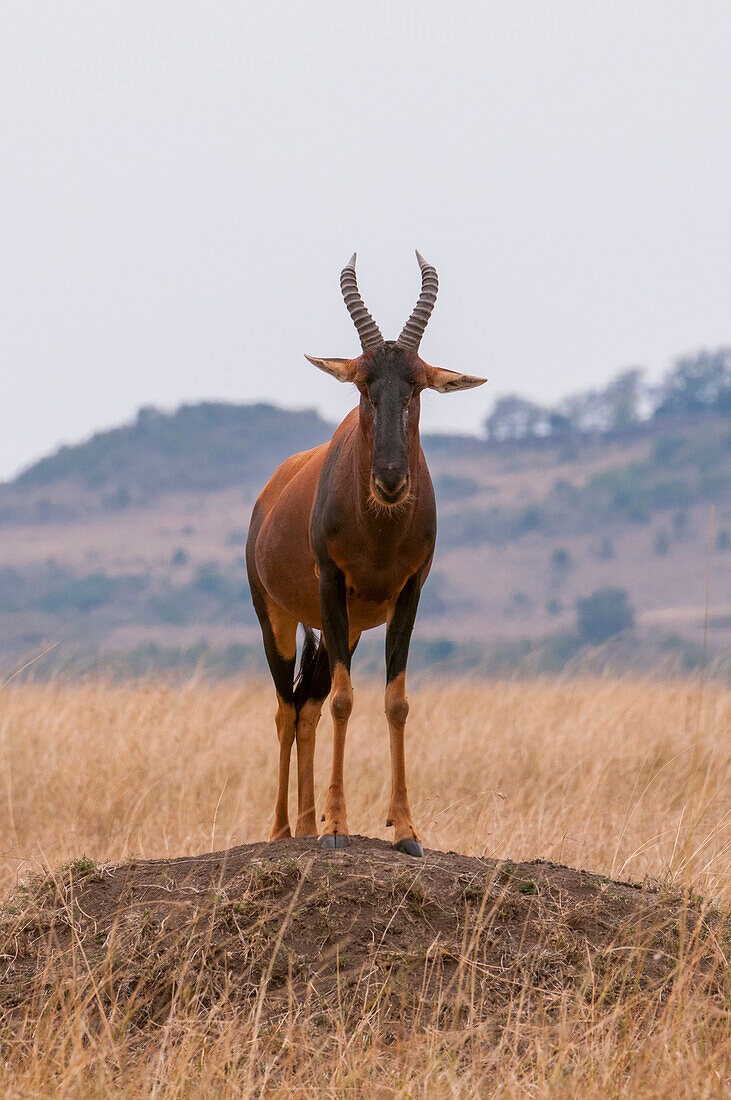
[2,3,729,480]
[2,343,722,485]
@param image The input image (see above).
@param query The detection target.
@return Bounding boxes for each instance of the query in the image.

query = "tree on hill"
[603,368,645,430]
[555,368,645,434]
[481,348,731,445]
[653,348,731,418]
[484,396,549,442]
[483,368,645,441]
[576,588,635,644]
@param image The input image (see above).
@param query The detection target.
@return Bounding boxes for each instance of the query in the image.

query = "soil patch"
[1,837,727,1034]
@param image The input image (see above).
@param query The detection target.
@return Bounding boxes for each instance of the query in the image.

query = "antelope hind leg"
[249,584,298,841]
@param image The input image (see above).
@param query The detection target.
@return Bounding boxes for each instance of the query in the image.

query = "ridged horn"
[397,250,438,351]
[340,253,384,351]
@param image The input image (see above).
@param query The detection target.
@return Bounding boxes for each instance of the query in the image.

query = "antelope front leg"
[320,663,353,847]
[318,559,353,849]
[385,572,424,857]
[385,674,422,856]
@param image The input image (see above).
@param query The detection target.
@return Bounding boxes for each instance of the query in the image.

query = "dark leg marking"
[385,571,424,858]
[246,538,297,838]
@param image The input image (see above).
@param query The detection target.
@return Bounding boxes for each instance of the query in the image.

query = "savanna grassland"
[1,677,729,1097]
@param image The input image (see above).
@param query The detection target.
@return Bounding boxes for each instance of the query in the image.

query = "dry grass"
[1,676,729,1096]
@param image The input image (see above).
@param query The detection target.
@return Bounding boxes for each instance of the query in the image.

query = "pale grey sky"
[1,2,729,480]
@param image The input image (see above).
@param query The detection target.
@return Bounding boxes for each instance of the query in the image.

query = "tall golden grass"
[1,676,729,1096]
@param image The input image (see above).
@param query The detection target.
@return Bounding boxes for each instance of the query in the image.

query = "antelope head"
[307,253,487,507]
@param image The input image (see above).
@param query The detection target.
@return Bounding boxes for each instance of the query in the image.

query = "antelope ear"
[305,355,358,383]
[424,363,487,393]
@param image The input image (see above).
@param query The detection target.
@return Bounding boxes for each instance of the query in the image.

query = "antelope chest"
[341,558,412,610]
[326,520,432,615]
[342,577,394,631]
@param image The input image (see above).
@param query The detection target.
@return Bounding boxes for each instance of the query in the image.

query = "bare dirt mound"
[2,837,727,1035]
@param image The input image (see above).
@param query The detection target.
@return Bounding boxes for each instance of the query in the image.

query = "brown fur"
[247,271,485,850]
[254,406,435,635]
[248,396,435,844]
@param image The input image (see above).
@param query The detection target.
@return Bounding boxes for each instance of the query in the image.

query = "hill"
[1,402,334,522]
[3,836,724,1052]
[0,381,729,677]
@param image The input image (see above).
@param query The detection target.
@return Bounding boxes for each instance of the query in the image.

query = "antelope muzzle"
[371,464,410,505]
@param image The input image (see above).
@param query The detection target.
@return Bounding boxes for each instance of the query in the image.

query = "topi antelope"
[246,253,486,856]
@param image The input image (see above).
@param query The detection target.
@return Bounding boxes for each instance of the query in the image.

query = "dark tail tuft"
[294,627,320,714]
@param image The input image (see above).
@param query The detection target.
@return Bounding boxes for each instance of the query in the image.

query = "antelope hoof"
[394,838,424,858]
[319,834,349,850]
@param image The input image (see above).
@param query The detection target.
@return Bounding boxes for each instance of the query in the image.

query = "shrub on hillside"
[671,510,688,541]
[418,572,448,617]
[146,565,255,627]
[651,436,685,465]
[432,474,481,501]
[0,567,23,612]
[576,588,635,645]
[654,530,670,556]
[225,528,248,547]
[551,548,572,574]
[503,590,532,618]
[36,571,149,613]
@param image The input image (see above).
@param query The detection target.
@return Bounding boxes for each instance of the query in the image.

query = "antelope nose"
[374,469,408,498]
